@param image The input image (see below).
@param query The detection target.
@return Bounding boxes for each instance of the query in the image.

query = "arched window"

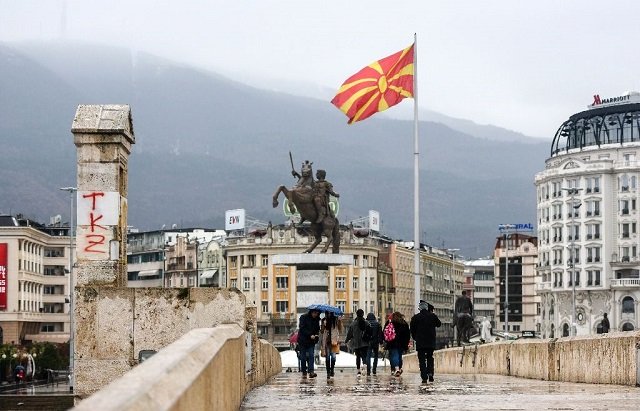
[622,296,635,313]
[562,323,570,337]
[549,299,555,316]
[550,324,555,338]
[622,323,634,332]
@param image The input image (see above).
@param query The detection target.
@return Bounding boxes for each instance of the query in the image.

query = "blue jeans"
[366,345,379,373]
[299,345,315,374]
[388,348,402,370]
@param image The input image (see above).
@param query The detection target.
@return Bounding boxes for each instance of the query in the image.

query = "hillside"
[0,42,550,257]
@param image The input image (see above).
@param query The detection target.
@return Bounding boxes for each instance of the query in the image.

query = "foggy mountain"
[0,42,550,258]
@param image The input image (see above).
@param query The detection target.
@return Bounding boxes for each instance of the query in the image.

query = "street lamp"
[562,187,582,337]
[60,186,77,392]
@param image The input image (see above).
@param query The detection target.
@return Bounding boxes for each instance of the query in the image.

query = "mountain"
[0,42,550,258]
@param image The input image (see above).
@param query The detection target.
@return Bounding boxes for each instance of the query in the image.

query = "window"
[262,255,269,267]
[245,255,256,267]
[336,300,346,313]
[587,246,601,263]
[41,324,55,333]
[587,270,601,286]
[586,200,600,216]
[336,276,346,290]
[276,276,288,289]
[276,300,288,312]
[243,277,251,290]
[622,296,635,313]
[369,276,375,291]
[362,256,369,268]
[230,256,238,268]
[352,276,359,290]
[352,301,359,312]
[230,279,237,288]
[261,301,268,313]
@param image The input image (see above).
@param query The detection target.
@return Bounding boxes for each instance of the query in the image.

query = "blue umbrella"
[307,304,343,316]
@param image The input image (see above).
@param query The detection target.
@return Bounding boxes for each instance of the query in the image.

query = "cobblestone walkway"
[242,370,640,410]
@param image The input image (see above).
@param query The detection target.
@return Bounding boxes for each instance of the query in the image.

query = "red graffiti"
[82,191,105,210]
[81,191,108,254]
[88,212,106,232]
[84,234,106,253]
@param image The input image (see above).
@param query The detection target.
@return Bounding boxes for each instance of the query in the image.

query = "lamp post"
[60,186,77,392]
[562,187,582,337]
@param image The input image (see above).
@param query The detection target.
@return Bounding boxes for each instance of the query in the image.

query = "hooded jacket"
[346,316,370,349]
[366,313,384,346]
[410,309,442,349]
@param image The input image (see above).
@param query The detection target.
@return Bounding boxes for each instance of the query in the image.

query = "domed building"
[535,91,640,337]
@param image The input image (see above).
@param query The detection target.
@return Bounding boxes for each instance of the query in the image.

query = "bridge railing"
[403,330,640,386]
[72,324,281,411]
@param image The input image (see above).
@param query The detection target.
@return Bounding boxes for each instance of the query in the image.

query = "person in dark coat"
[410,300,442,383]
[298,308,321,378]
[601,313,610,333]
[365,312,384,375]
[385,311,410,377]
[345,309,371,376]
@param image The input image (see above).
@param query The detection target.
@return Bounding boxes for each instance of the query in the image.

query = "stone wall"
[404,331,640,386]
[75,287,249,397]
[72,324,281,411]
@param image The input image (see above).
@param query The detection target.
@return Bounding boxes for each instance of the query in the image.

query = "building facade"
[0,215,72,345]
[536,91,640,337]
[225,224,380,349]
[464,259,495,325]
[494,234,539,335]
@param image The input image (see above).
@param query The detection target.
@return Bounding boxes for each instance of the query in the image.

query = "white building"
[464,259,495,324]
[0,215,73,345]
[535,91,640,337]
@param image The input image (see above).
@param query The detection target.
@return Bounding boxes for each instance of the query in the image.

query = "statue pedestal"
[272,254,352,321]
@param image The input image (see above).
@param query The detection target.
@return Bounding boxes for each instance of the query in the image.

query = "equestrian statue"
[272,154,340,254]
[453,290,474,346]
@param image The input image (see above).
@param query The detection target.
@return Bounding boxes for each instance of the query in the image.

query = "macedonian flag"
[331,44,414,124]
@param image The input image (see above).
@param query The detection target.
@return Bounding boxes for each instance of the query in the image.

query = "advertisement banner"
[369,210,380,232]
[225,209,246,230]
[0,243,7,310]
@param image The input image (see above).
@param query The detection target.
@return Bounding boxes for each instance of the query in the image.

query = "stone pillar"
[72,105,135,287]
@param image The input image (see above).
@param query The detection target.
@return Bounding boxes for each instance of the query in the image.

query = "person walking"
[320,312,343,380]
[410,300,442,383]
[345,309,371,376]
[298,308,321,378]
[384,311,410,377]
[365,312,383,376]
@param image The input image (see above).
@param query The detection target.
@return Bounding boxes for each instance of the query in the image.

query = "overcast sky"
[2,0,640,138]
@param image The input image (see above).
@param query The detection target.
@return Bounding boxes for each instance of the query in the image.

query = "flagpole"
[413,33,421,313]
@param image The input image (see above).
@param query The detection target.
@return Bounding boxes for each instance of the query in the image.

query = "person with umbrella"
[320,311,343,380]
[298,307,321,378]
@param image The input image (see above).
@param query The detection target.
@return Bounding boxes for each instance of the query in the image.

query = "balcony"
[378,285,386,292]
[621,209,630,215]
[269,313,296,325]
[610,278,640,288]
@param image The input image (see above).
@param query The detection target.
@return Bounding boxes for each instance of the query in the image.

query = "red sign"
[0,243,7,310]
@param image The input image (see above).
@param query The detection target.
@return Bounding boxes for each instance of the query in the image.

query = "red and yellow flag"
[331,44,414,124]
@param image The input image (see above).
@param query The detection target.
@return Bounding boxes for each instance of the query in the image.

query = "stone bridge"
[64,105,640,410]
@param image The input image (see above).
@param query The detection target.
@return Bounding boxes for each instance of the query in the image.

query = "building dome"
[551,91,640,157]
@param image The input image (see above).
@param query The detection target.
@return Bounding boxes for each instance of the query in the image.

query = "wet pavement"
[241,370,640,410]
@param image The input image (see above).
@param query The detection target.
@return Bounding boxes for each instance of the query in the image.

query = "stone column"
[72,105,135,287]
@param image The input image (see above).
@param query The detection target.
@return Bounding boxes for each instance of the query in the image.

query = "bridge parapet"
[73,324,281,411]
[403,331,640,386]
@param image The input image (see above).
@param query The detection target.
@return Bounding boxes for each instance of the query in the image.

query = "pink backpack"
[383,322,396,342]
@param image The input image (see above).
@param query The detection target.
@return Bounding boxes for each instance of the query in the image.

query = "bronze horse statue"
[272,162,340,254]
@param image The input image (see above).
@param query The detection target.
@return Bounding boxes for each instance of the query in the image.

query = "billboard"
[0,243,7,310]
[369,210,380,232]
[225,209,246,230]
